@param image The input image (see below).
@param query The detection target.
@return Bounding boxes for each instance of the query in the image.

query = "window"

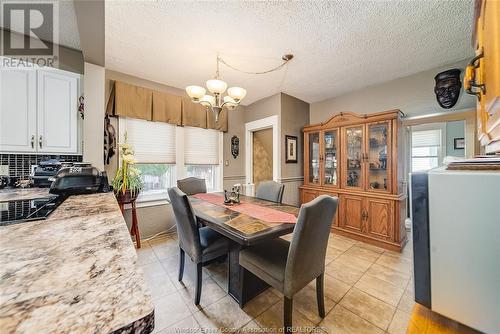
[135,164,175,202]
[184,126,221,192]
[118,119,223,204]
[411,124,445,172]
[119,118,176,202]
[186,165,219,192]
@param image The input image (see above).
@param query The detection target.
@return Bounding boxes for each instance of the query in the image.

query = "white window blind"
[184,126,219,165]
[411,128,442,172]
[412,129,441,148]
[121,118,176,163]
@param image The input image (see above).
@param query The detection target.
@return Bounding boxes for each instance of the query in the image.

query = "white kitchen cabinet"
[37,70,78,153]
[0,69,37,152]
[0,66,80,154]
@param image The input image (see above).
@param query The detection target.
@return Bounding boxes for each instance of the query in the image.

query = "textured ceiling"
[106,0,474,105]
[0,0,81,50]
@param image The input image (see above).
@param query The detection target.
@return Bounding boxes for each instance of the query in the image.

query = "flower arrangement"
[112,133,143,199]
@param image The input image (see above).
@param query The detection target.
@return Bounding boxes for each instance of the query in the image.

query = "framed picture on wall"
[454,137,465,149]
[286,135,298,163]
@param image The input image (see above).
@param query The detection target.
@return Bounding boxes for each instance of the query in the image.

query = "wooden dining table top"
[189,193,299,246]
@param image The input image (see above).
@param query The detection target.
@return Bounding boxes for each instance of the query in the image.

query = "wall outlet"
[0,165,9,175]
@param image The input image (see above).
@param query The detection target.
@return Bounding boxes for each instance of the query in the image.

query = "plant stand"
[116,191,141,249]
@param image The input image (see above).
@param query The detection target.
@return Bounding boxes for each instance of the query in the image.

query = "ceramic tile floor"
[136,232,415,334]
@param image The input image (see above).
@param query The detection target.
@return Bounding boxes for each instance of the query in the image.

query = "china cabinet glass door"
[344,126,364,189]
[307,132,320,185]
[366,122,391,192]
[322,130,338,187]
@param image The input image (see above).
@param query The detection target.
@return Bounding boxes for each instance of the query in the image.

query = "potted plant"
[113,133,143,204]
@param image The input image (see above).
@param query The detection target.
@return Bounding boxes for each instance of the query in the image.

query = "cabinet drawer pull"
[31,135,35,149]
[464,49,485,100]
[39,135,43,149]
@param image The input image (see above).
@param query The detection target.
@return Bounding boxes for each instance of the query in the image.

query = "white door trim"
[245,115,280,185]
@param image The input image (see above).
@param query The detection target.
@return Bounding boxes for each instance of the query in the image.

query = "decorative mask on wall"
[231,135,239,159]
[434,69,462,109]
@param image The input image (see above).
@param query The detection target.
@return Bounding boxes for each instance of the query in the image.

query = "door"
[0,69,37,152]
[37,69,78,153]
[324,191,339,227]
[339,194,364,234]
[301,189,319,204]
[252,128,273,189]
[365,198,394,241]
[304,131,321,186]
[342,125,364,190]
[322,129,339,188]
[365,121,392,193]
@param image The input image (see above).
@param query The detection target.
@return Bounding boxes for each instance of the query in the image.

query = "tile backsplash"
[0,154,82,179]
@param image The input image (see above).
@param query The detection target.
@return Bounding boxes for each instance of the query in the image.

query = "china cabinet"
[300,109,406,251]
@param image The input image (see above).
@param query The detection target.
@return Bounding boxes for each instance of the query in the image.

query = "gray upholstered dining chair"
[177,177,207,195]
[167,187,229,305]
[239,195,338,333]
[255,180,285,203]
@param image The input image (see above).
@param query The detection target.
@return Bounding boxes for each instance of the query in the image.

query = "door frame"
[245,115,280,186]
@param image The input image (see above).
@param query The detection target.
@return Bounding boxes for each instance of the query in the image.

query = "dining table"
[189,192,300,307]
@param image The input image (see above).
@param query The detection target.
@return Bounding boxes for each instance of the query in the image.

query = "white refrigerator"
[410,167,500,334]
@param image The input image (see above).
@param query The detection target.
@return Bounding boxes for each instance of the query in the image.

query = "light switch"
[0,165,9,175]
[224,160,229,166]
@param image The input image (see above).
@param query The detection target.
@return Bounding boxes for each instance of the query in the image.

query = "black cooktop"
[0,195,67,226]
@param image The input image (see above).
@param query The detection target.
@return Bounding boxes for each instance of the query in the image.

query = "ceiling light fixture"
[186,53,294,121]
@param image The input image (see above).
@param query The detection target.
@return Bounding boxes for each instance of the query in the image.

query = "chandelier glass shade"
[186,57,246,122]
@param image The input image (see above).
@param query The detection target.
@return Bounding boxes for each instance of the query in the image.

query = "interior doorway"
[252,128,273,189]
[408,120,466,173]
[245,115,280,196]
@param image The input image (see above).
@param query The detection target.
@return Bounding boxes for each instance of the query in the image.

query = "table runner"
[192,193,297,224]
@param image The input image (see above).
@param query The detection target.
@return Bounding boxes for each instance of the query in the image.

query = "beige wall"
[1,29,84,74]
[244,93,281,123]
[310,59,476,123]
[280,93,309,206]
[281,93,309,178]
[223,105,246,190]
[83,62,105,170]
[74,0,105,66]
[122,203,175,239]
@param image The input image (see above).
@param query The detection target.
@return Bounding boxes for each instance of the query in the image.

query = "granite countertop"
[0,190,155,334]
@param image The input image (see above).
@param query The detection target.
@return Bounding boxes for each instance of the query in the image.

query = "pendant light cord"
[218,54,293,75]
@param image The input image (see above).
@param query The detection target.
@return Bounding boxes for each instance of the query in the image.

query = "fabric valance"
[114,81,153,121]
[153,90,182,125]
[181,97,207,129]
[207,108,228,132]
[106,80,228,132]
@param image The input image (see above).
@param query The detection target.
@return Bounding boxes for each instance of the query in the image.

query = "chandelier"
[186,54,294,121]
